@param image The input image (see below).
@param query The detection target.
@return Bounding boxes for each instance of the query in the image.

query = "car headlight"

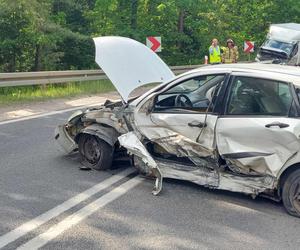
[67,110,83,123]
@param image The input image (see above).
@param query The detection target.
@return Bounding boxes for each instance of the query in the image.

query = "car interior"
[153,74,225,112]
[227,76,293,116]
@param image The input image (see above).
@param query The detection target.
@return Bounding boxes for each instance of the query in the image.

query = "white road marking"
[0,104,98,126]
[17,176,143,250]
[0,168,135,249]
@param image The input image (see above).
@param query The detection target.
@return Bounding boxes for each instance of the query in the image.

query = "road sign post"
[244,41,255,61]
[146,37,161,52]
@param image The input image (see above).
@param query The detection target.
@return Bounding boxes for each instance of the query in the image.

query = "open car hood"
[93,36,175,102]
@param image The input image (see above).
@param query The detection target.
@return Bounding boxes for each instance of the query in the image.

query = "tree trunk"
[33,44,42,71]
[177,9,185,50]
[117,0,128,35]
[8,54,16,72]
[178,9,185,33]
[130,0,138,31]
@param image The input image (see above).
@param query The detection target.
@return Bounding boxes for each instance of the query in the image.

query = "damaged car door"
[216,73,300,179]
[131,73,228,185]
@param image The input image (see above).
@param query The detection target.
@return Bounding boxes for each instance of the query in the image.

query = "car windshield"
[263,39,295,55]
[164,75,220,94]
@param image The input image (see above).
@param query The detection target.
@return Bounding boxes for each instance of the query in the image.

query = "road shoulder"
[0,92,119,122]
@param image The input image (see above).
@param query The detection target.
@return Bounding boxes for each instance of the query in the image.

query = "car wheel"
[282,168,300,217]
[78,134,113,170]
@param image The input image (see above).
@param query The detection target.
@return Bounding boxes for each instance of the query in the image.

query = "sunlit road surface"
[0,109,299,250]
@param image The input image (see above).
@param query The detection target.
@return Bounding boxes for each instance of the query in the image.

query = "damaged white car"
[55,37,300,217]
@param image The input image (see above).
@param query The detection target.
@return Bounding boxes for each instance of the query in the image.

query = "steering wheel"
[174,94,193,108]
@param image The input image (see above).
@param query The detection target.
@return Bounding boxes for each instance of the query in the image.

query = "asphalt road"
[0,109,300,250]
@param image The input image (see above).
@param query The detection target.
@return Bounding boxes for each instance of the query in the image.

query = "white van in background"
[256,23,300,65]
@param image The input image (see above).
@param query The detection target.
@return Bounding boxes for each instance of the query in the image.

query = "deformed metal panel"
[54,125,78,154]
[157,159,219,187]
[216,117,300,177]
[118,132,163,195]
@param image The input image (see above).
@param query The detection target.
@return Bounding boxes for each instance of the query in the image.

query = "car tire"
[78,134,113,170]
[282,168,300,217]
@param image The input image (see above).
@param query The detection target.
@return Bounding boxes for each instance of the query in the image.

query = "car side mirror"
[139,96,156,115]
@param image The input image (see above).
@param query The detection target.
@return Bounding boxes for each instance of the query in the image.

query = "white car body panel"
[93,36,175,102]
[150,113,217,151]
[118,131,163,195]
[134,112,217,161]
[269,23,300,42]
[216,117,300,177]
[55,125,77,153]
[123,67,300,195]
[56,38,300,203]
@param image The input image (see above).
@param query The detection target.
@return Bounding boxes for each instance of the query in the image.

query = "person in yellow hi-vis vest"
[208,38,222,64]
[222,39,239,63]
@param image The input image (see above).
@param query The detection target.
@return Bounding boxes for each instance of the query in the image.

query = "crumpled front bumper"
[54,125,78,154]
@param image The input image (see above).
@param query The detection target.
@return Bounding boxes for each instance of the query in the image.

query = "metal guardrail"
[0,65,202,87]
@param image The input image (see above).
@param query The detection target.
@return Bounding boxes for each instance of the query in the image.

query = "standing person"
[222,39,239,63]
[208,38,222,64]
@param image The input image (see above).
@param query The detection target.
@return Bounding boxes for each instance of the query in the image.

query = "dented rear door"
[216,73,300,177]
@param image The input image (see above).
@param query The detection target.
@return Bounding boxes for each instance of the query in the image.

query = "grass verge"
[0,80,116,106]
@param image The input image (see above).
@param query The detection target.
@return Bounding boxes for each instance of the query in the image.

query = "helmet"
[227,39,234,45]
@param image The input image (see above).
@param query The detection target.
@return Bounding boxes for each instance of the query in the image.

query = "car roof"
[186,63,300,87]
[131,63,300,106]
[272,23,300,32]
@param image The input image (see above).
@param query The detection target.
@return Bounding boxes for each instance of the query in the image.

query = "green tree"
[1,0,300,71]
[0,0,39,71]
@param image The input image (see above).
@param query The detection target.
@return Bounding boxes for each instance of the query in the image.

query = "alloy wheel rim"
[292,181,300,212]
[84,137,101,164]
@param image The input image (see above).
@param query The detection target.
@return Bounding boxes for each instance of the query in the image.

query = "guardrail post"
[40,84,47,97]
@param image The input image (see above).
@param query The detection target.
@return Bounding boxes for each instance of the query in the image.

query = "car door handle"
[188,121,207,128]
[265,122,289,128]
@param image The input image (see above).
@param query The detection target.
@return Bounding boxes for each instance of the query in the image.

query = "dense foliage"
[1,0,300,72]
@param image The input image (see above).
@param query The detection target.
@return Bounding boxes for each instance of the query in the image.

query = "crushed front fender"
[54,125,77,154]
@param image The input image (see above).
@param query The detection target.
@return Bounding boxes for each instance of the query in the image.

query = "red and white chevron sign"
[244,41,255,53]
[146,36,161,52]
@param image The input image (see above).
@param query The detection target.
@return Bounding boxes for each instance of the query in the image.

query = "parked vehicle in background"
[55,36,300,217]
[256,23,300,65]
